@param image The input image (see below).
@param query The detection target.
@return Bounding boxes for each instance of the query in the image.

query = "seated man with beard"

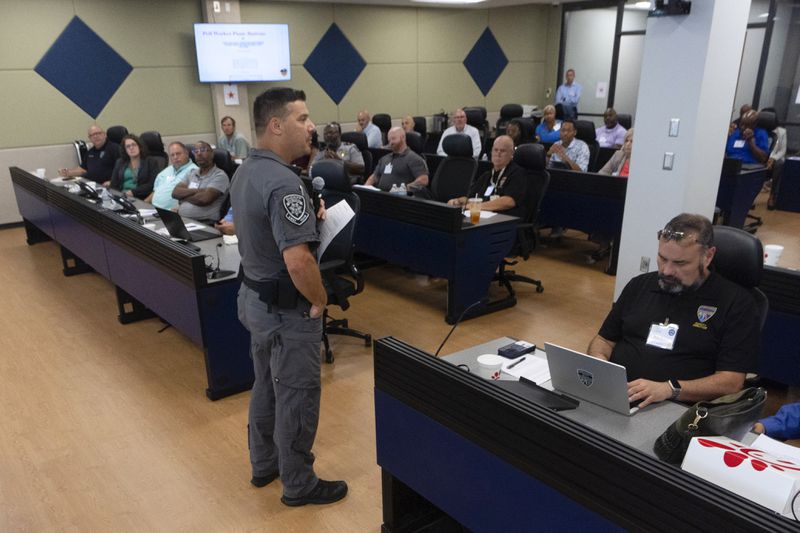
[586,213,759,408]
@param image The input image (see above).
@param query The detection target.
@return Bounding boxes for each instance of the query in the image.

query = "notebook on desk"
[155,207,220,242]
[545,343,639,416]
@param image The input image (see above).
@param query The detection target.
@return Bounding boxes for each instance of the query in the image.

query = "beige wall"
[241,1,560,126]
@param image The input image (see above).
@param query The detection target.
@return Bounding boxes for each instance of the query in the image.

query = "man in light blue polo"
[145,142,198,209]
[356,110,382,148]
[555,69,582,120]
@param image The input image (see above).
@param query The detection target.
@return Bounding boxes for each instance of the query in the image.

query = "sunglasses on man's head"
[657,228,704,245]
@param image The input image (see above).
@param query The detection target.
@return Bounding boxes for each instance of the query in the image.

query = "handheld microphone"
[434,297,490,357]
[311,176,325,214]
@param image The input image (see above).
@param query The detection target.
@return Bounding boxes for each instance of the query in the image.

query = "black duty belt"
[242,273,301,309]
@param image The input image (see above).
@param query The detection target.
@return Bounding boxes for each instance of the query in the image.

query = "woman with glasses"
[106,134,164,198]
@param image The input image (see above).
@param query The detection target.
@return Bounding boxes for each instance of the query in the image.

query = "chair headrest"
[140,131,164,154]
[106,125,129,145]
[711,226,763,288]
[341,131,367,150]
[574,120,596,142]
[372,114,391,131]
[463,107,487,128]
[406,131,423,154]
[500,104,523,119]
[756,111,777,132]
[413,116,427,136]
[312,159,351,193]
[442,133,473,157]
[212,149,233,176]
[616,113,632,130]
[513,143,546,170]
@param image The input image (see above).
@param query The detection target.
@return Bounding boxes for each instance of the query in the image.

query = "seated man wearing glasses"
[587,213,759,408]
[172,141,229,224]
[146,142,198,210]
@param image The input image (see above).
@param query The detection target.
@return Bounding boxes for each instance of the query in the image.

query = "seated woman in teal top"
[107,134,164,199]
[535,105,562,144]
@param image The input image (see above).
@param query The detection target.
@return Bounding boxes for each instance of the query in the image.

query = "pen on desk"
[507,356,526,369]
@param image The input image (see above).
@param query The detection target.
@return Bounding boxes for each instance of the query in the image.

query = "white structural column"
[614,0,751,299]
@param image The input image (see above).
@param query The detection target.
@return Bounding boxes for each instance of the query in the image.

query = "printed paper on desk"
[184,222,206,231]
[462,211,497,219]
[682,436,800,516]
[501,356,550,383]
[317,199,355,262]
[753,434,800,463]
[353,184,380,191]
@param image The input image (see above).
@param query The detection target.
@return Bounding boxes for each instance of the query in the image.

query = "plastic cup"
[467,198,482,224]
[764,244,784,266]
[476,354,504,380]
[35,168,46,179]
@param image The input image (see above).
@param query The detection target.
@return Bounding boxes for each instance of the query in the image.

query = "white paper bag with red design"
[681,436,800,515]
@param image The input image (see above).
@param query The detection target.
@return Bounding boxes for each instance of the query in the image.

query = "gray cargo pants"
[237,284,322,498]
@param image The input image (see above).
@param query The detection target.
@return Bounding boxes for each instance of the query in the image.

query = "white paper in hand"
[317,200,355,261]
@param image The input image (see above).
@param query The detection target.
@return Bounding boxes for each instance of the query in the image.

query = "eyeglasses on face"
[192,146,211,154]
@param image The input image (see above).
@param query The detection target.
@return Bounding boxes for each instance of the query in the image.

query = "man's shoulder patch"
[283,193,309,226]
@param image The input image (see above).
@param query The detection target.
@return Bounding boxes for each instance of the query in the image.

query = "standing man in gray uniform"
[231,87,347,507]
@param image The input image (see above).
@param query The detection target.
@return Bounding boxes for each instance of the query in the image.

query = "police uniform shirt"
[231,149,319,281]
[82,141,121,182]
[466,161,528,218]
[598,271,759,382]
[373,148,428,192]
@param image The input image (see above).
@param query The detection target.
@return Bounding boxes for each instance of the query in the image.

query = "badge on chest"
[647,320,679,350]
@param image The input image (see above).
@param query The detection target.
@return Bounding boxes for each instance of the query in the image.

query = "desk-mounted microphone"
[210,242,235,279]
[434,297,490,357]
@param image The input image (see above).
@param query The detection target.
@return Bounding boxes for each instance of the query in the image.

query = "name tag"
[483,183,495,196]
[384,163,393,175]
[733,139,746,149]
[646,322,679,350]
[189,181,200,189]
[554,123,561,131]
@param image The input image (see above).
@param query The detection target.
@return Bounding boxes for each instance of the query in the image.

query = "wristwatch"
[668,379,682,400]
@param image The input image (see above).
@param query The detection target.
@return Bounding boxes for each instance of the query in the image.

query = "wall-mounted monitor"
[194,23,291,83]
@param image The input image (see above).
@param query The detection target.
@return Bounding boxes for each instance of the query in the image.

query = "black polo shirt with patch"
[598,271,759,382]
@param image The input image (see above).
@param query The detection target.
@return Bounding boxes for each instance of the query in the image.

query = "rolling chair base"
[322,314,372,364]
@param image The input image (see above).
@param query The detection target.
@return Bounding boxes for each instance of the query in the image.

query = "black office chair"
[314,159,371,363]
[575,120,599,171]
[495,143,550,297]
[73,139,88,167]
[213,148,235,179]
[406,131,423,154]
[617,113,633,130]
[508,117,536,145]
[464,106,489,155]
[413,116,427,143]
[341,131,372,181]
[496,104,523,136]
[429,133,477,202]
[140,131,168,162]
[711,226,768,332]
[372,113,392,145]
[106,125,129,146]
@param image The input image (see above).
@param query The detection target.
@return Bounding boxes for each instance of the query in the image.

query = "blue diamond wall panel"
[463,29,508,97]
[34,16,132,118]
[303,23,366,105]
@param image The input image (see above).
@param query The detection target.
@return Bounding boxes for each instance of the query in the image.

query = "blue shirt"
[151,161,198,210]
[362,122,382,149]
[726,128,769,164]
[535,121,562,144]
[555,83,582,119]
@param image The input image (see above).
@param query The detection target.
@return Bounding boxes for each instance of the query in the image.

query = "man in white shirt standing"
[436,108,482,158]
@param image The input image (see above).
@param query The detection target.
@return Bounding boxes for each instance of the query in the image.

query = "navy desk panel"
[775,158,800,212]
[375,389,620,533]
[353,188,517,323]
[374,337,793,532]
[538,169,627,275]
[715,167,767,228]
[48,199,111,278]
[13,183,55,240]
[759,266,800,385]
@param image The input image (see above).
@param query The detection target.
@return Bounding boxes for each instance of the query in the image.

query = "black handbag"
[653,387,767,465]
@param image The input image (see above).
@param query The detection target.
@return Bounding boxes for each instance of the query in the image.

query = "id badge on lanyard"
[646,319,679,350]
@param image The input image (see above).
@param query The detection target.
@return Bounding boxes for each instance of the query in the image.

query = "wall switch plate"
[640,256,650,272]
[669,118,680,137]
[663,152,674,170]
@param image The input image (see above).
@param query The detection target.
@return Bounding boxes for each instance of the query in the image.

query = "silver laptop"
[545,343,639,416]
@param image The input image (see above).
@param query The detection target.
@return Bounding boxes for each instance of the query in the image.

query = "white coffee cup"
[476,354,505,380]
[35,168,46,179]
[764,244,784,266]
